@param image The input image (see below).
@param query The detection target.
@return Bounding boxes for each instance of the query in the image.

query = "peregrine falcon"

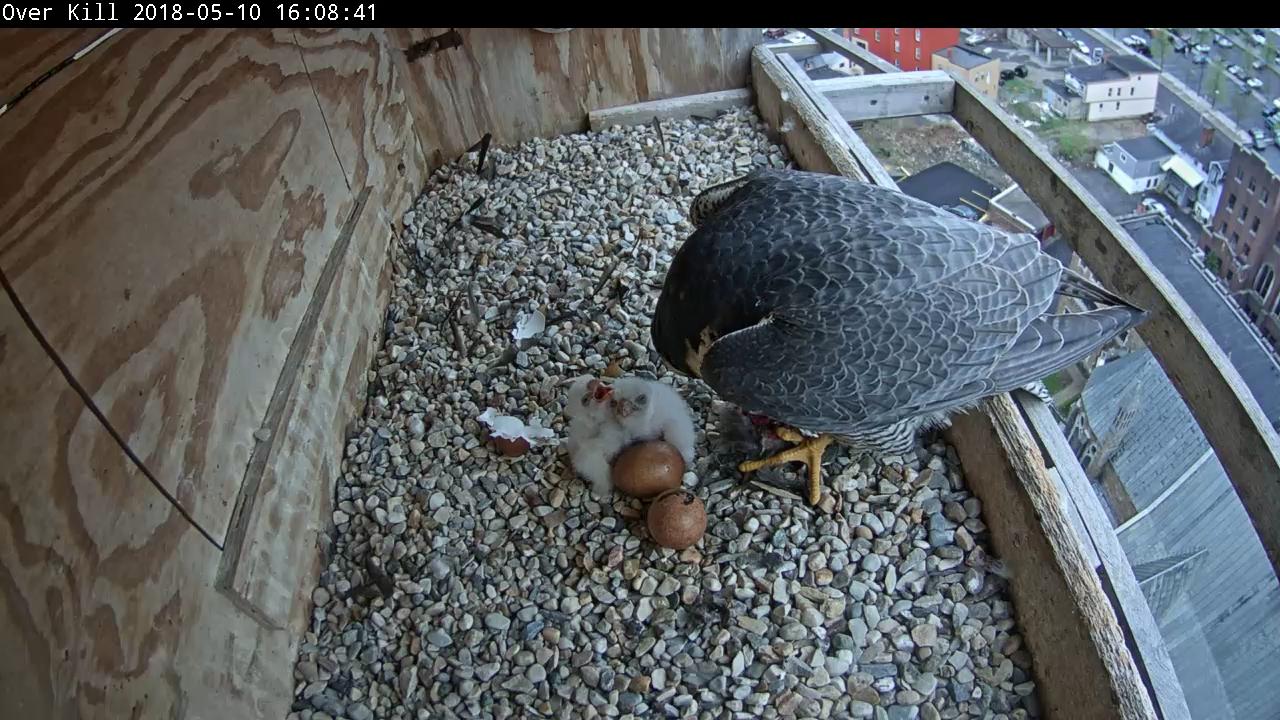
[650,168,1146,505]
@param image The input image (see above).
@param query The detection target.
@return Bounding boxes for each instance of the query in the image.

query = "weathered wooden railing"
[787,26,1280,720]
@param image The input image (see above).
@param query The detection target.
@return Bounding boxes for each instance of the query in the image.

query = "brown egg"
[490,435,530,457]
[647,488,707,550]
[611,440,685,499]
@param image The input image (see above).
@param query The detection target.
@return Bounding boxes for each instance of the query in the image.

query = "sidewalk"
[1083,28,1248,144]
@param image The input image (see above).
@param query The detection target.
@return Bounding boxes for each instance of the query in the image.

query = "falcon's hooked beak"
[589,379,613,402]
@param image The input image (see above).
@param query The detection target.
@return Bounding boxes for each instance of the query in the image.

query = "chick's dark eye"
[637,394,648,405]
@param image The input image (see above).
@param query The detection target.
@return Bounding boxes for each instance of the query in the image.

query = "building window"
[1221,221,1228,233]
[1245,243,1252,256]
[1257,265,1275,299]
[1249,177,1257,192]
[1130,87,1135,96]
[1116,102,1121,110]
[1264,189,1271,205]
[1238,167,1245,180]
[894,40,900,53]
[915,29,922,41]
[1228,193,1237,210]
[894,28,900,36]
[853,28,861,35]
[915,47,921,60]
[1108,88,1114,97]
[1274,292,1280,315]
[875,30,881,41]
[1232,231,1240,245]
[1254,217,1262,234]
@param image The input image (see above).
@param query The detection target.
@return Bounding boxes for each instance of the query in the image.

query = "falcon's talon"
[737,428,833,506]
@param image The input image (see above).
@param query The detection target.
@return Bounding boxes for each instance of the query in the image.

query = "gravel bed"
[285,108,1042,720]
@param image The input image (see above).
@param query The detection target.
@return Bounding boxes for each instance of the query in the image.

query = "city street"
[1104,28,1278,128]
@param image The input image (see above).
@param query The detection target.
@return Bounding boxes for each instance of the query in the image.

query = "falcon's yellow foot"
[738,428,834,505]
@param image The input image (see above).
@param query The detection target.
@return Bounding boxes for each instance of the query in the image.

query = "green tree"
[1232,83,1252,122]
[1150,29,1172,69]
[1055,122,1092,164]
[1203,61,1226,109]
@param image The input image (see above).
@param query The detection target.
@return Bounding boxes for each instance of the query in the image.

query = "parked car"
[1192,52,1209,64]
[1248,77,1265,89]
[1254,60,1267,71]
[1013,64,1028,78]
[1194,43,1211,53]
[1075,40,1089,54]
[1228,64,1244,77]
[1216,36,1233,48]
[944,203,981,221]
[1252,31,1267,45]
[1251,128,1271,147]
[1140,196,1170,219]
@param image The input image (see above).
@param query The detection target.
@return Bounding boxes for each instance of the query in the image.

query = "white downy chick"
[563,376,629,496]
[608,377,697,465]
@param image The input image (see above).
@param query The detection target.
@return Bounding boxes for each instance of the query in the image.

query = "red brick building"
[1202,144,1280,346]
[844,28,961,71]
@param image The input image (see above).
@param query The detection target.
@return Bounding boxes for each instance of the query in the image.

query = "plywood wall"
[1,26,757,718]
[0,27,423,718]
[388,27,759,169]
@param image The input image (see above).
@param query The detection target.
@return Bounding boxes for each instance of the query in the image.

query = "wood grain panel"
[387,27,757,169]
[0,294,294,719]
[0,29,108,103]
[0,29,354,542]
[292,29,426,230]
[220,190,393,628]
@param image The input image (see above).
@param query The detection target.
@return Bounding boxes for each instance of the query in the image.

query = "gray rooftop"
[1025,28,1075,50]
[1068,55,1158,85]
[1262,144,1280,181]
[1156,121,1233,170]
[1081,350,1212,507]
[1068,63,1129,84]
[1119,216,1280,425]
[1043,78,1079,99]
[1081,348,1280,720]
[1108,54,1159,75]
[933,45,994,70]
[1114,135,1175,162]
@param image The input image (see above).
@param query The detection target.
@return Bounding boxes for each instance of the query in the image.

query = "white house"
[1064,55,1160,121]
[1150,124,1233,227]
[1095,135,1176,195]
